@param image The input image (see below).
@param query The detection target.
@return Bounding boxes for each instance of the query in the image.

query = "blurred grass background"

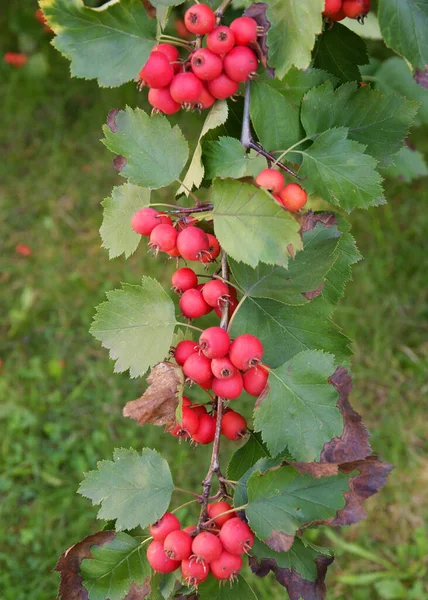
[1,2,427,599]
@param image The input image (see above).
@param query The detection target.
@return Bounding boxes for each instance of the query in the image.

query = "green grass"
[1,6,428,599]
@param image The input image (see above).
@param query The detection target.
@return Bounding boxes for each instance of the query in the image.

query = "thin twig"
[215,0,234,20]
[162,203,213,215]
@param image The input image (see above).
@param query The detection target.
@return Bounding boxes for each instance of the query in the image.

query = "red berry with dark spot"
[256,168,285,194]
[172,268,198,293]
[147,540,180,573]
[207,26,235,55]
[191,48,223,81]
[192,413,216,444]
[192,532,223,563]
[205,234,221,262]
[183,352,213,384]
[224,46,258,83]
[212,371,243,400]
[208,73,239,99]
[184,3,216,35]
[211,550,242,580]
[207,501,235,527]
[230,17,258,46]
[277,183,308,211]
[180,288,212,319]
[148,87,181,115]
[202,280,230,308]
[211,356,236,379]
[229,334,264,371]
[131,208,172,236]
[243,365,269,396]
[140,52,174,88]
[219,517,254,555]
[181,557,210,586]
[164,529,193,561]
[221,410,247,440]
[150,512,181,542]
[170,72,203,104]
[177,227,210,261]
[175,340,197,365]
[149,224,178,253]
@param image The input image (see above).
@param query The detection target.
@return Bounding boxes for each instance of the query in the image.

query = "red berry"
[207,501,235,527]
[191,48,223,81]
[150,512,181,542]
[188,402,208,418]
[131,208,172,236]
[149,224,178,253]
[202,280,229,308]
[140,52,174,88]
[172,268,198,294]
[195,85,216,110]
[343,0,370,18]
[199,327,230,359]
[255,168,285,194]
[164,529,193,561]
[184,4,216,35]
[177,216,197,231]
[4,52,28,68]
[148,87,181,115]
[199,376,214,390]
[223,46,258,83]
[207,26,235,55]
[171,406,200,438]
[277,183,308,211]
[180,288,212,319]
[152,43,180,73]
[205,234,221,262]
[221,410,247,440]
[212,371,243,400]
[177,227,210,261]
[183,525,197,535]
[147,540,180,573]
[219,517,254,555]
[323,0,343,16]
[192,413,216,444]
[214,296,238,319]
[208,73,239,100]
[192,532,223,563]
[170,72,203,104]
[181,557,210,586]
[243,365,269,396]
[229,334,264,371]
[329,7,347,19]
[230,17,258,46]
[211,550,242,580]
[211,356,236,379]
[175,341,197,365]
[183,352,213,384]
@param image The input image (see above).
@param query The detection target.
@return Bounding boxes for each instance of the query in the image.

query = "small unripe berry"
[170,72,203,104]
[174,340,197,365]
[202,280,230,308]
[181,557,210,586]
[164,529,193,561]
[207,26,235,55]
[148,87,181,115]
[183,352,213,384]
[177,227,210,261]
[256,168,285,194]
[131,208,172,236]
[223,46,258,83]
[140,52,174,88]
[211,356,236,379]
[147,540,180,573]
[207,501,235,527]
[192,413,216,444]
[229,334,264,371]
[210,550,242,580]
[243,365,269,396]
[208,73,239,100]
[150,512,181,542]
[172,268,198,294]
[191,48,223,81]
[230,17,258,46]
[192,532,223,563]
[184,3,216,35]
[219,517,254,555]
[277,183,308,211]
[221,410,247,440]
[212,371,243,400]
[149,224,178,253]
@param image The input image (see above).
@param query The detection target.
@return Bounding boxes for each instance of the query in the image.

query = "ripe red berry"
[230,17,258,46]
[192,532,223,563]
[4,52,28,68]
[131,208,172,236]
[330,7,347,19]
[221,410,247,440]
[150,512,181,542]
[140,52,174,88]
[183,352,213,384]
[152,43,180,73]
[164,529,193,561]
[214,296,238,319]
[180,288,212,319]
[277,183,308,211]
[212,371,243,400]
[223,46,258,83]
[147,540,180,573]
[255,168,285,194]
[211,356,236,379]
[202,280,229,308]
[199,327,230,359]
[219,517,254,555]
[183,525,197,535]
[207,26,235,55]
[342,0,370,18]
[177,216,197,231]
[323,0,343,16]
[177,227,210,261]
[174,340,197,365]
[148,87,181,115]
[210,550,243,581]
[172,268,198,294]
[229,334,264,371]
[204,234,221,262]
[171,406,200,438]
[207,501,235,527]
[170,72,203,104]
[184,3,216,35]
[192,413,216,444]
[181,557,210,586]
[195,85,216,110]
[208,73,239,100]
[243,365,269,396]
[149,224,178,253]
[191,48,223,81]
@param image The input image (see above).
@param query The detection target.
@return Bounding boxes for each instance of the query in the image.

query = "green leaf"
[40,0,156,87]
[177,101,228,196]
[267,0,324,79]
[378,0,428,71]
[80,532,150,600]
[212,179,302,268]
[233,455,291,508]
[343,12,383,40]
[383,146,428,183]
[230,295,352,369]
[149,572,177,600]
[90,277,176,378]
[301,81,419,167]
[227,432,271,482]
[198,575,259,599]
[78,448,174,531]
[250,78,302,151]
[298,128,385,212]
[254,350,341,460]
[246,466,349,550]
[280,66,338,104]
[204,137,248,180]
[313,22,369,82]
[100,183,150,259]
[229,223,342,306]
[151,0,185,7]
[102,107,189,190]
[323,227,362,308]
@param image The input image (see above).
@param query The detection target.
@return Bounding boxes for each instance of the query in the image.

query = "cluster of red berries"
[139,6,261,114]
[255,169,308,212]
[147,509,254,585]
[323,0,371,20]
[131,208,219,262]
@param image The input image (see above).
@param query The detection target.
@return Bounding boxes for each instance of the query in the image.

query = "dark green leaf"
[233,455,291,508]
[382,146,428,182]
[204,137,248,180]
[227,433,271,482]
[323,227,362,308]
[198,574,259,598]
[149,572,177,600]
[280,66,338,105]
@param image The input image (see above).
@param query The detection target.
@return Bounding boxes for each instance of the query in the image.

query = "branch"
[162,203,213,215]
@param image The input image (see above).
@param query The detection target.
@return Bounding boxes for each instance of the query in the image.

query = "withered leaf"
[124,580,151,600]
[107,109,120,133]
[301,211,337,233]
[113,155,127,172]
[243,3,274,78]
[414,67,428,89]
[123,361,184,431]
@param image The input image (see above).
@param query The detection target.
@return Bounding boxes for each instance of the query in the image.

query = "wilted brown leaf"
[106,109,120,133]
[265,531,295,553]
[414,67,428,89]
[301,211,337,233]
[124,580,151,600]
[123,361,184,431]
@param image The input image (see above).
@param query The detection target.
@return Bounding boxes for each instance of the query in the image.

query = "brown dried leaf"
[265,531,295,553]
[301,211,337,233]
[301,282,325,301]
[124,581,151,600]
[141,0,156,19]
[106,109,120,133]
[243,2,274,78]
[414,67,428,89]
[56,531,115,600]
[123,361,184,431]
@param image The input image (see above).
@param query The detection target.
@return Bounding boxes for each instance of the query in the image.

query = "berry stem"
[175,323,205,334]
[174,486,203,498]
[215,0,234,20]
[161,203,213,215]
[176,179,203,206]
[202,504,248,528]
[171,499,201,513]
[271,137,311,165]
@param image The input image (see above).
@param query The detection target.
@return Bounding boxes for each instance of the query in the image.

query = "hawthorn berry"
[196,85,216,110]
[192,413,216,444]
[164,529,193,561]
[323,0,343,16]
[212,371,243,400]
[183,525,197,535]
[199,327,230,359]
[150,512,181,542]
[177,227,210,261]
[183,352,213,385]
[208,73,239,100]
[221,410,247,440]
[171,406,200,438]
[277,183,308,211]
[229,334,264,371]
[207,501,235,527]
[131,208,172,236]
[177,216,197,231]
[192,531,223,562]
[4,52,28,68]
[148,87,181,115]
[219,517,254,555]
[140,52,174,88]
[343,0,370,19]
[191,48,223,81]
[256,168,285,194]
[147,540,180,573]
[243,365,269,396]
[184,3,216,35]
[207,26,235,55]
[210,550,243,581]
[211,356,236,379]
[205,234,221,262]
[181,557,210,586]
[151,43,180,73]
[172,268,198,294]
[214,296,238,319]
[149,224,178,253]
[223,46,258,83]
[329,7,346,20]
[180,288,212,319]
[230,17,258,46]
[202,280,229,308]
[170,72,203,104]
